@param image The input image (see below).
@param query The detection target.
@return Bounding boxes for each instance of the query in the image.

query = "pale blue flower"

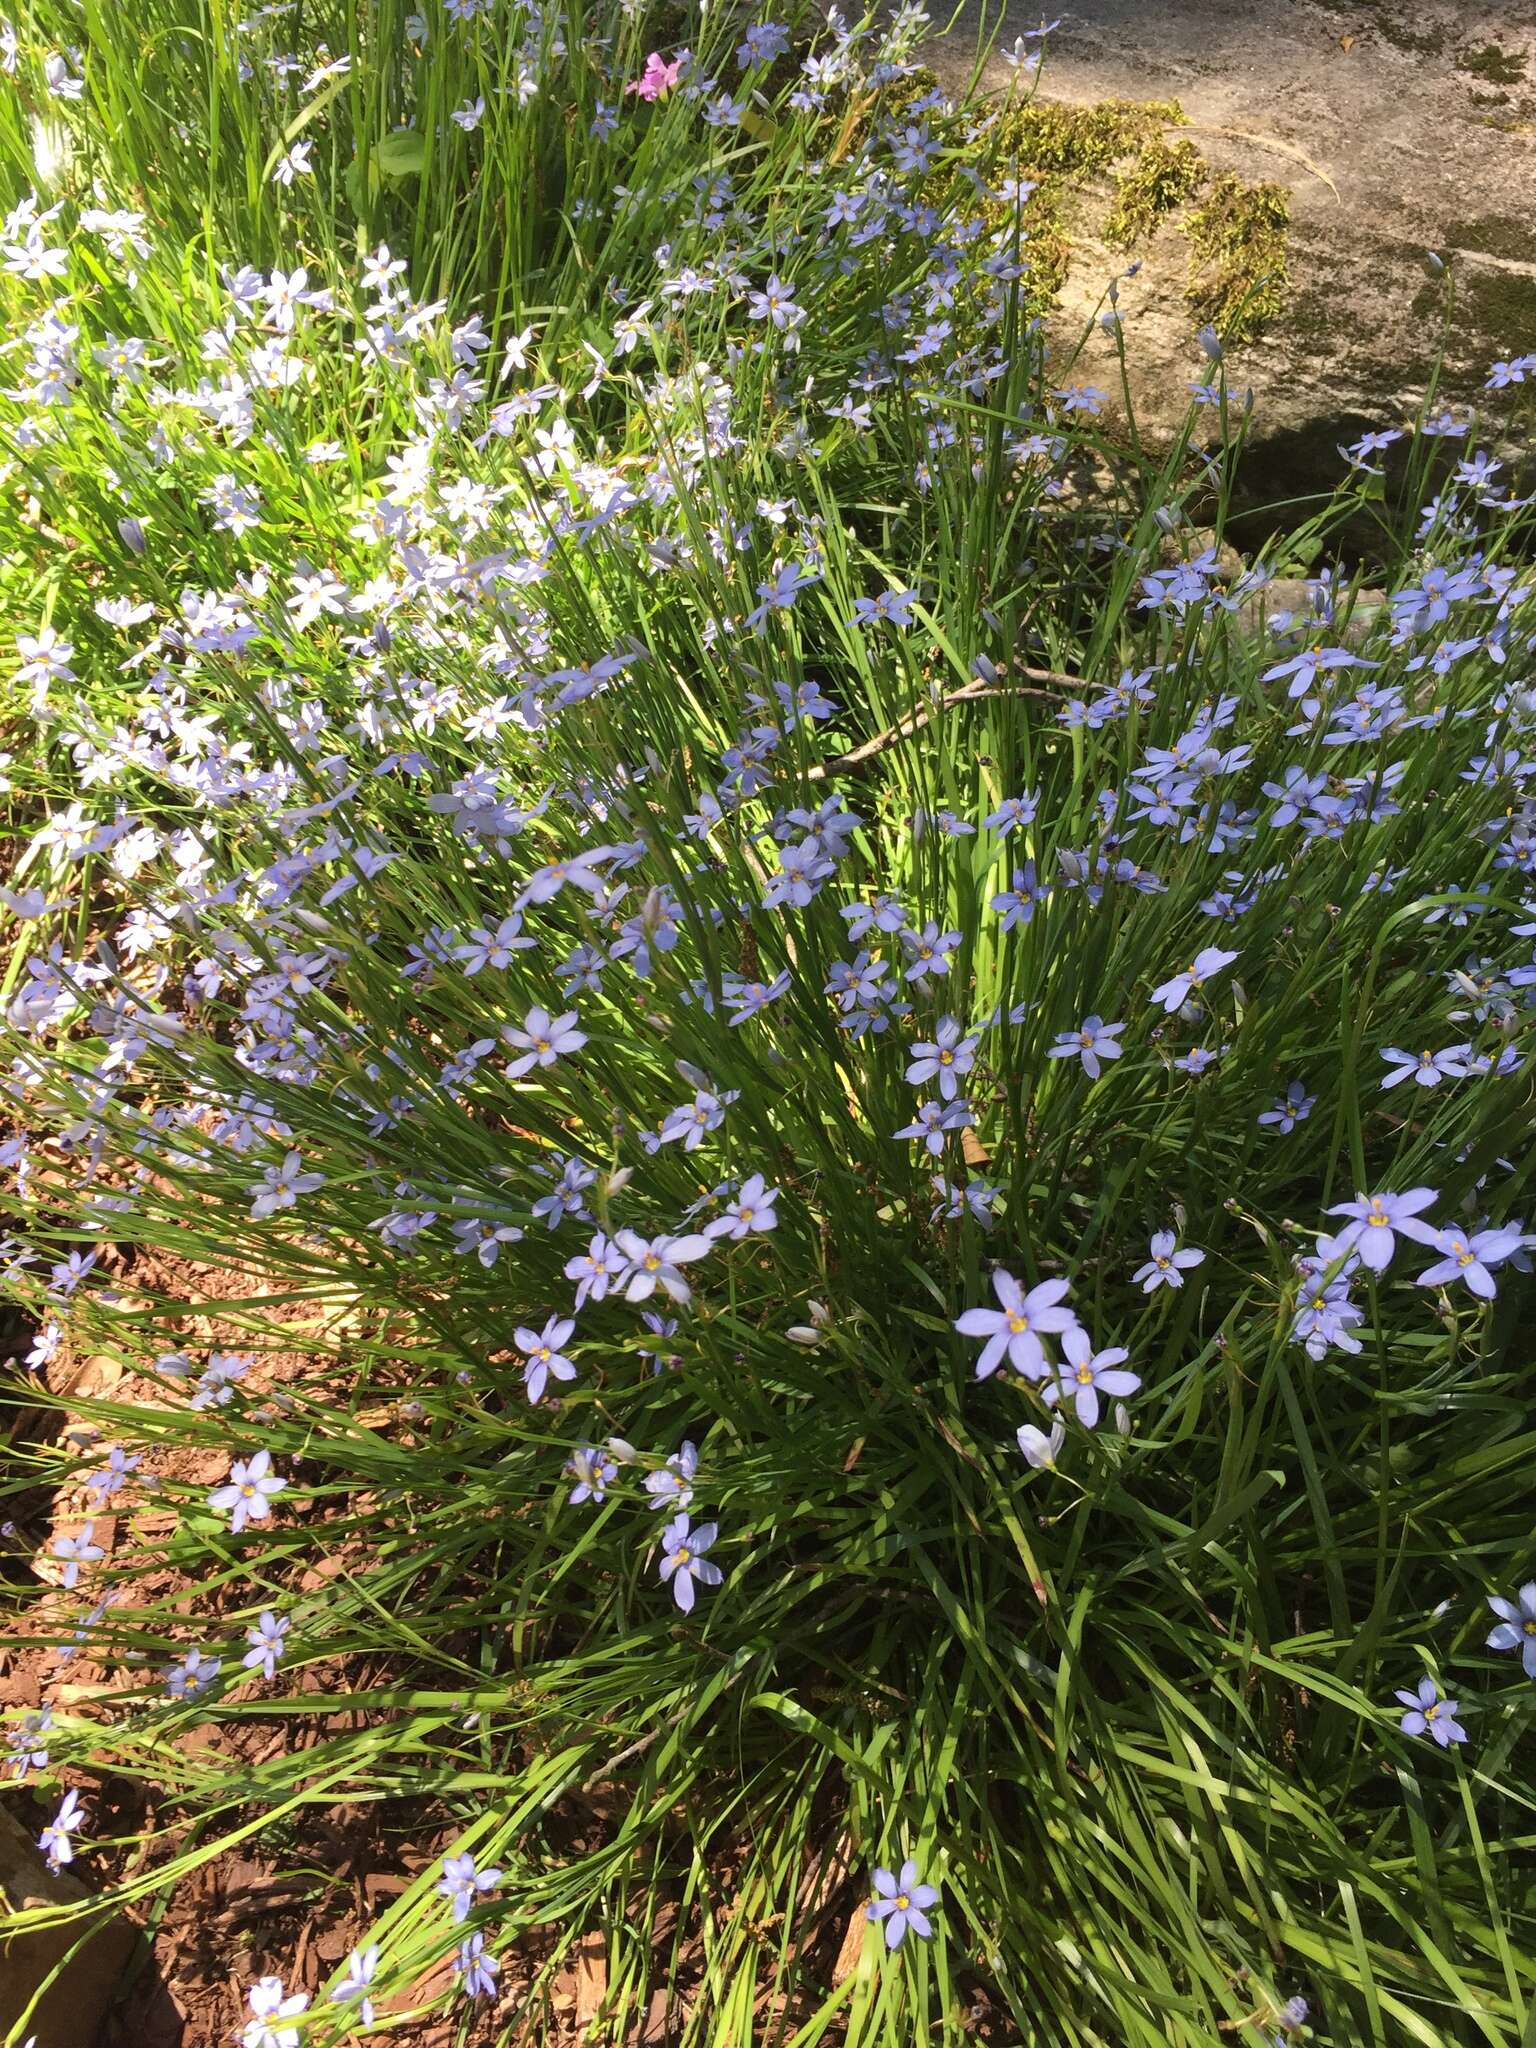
[209,1449,287,1534]
[954,1269,1077,1380]
[1395,1676,1467,1747]
[1043,1327,1139,1427]
[658,1513,722,1612]
[438,1850,502,1924]
[1486,1583,1536,1679]
[1150,948,1237,1015]
[242,1609,289,1681]
[868,1859,940,1948]
[1046,1016,1124,1079]
[330,1944,380,2027]
[515,1316,577,1402]
[1134,1232,1204,1292]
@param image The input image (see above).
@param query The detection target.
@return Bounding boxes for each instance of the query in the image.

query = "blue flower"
[894,1098,974,1157]
[704,1173,780,1239]
[989,861,1049,930]
[437,1849,502,1924]
[454,1931,500,1998]
[1133,1231,1204,1292]
[39,1787,85,1871]
[164,1648,221,1700]
[565,1445,619,1505]
[564,1232,624,1305]
[1149,947,1237,1015]
[1046,1015,1124,1079]
[1395,1676,1467,1747]
[209,1449,287,1534]
[905,1017,979,1101]
[850,588,917,627]
[954,1269,1078,1380]
[645,1441,698,1512]
[1043,1327,1139,1427]
[242,1609,289,1681]
[613,1231,711,1304]
[1486,1583,1536,1679]
[1324,1188,1439,1272]
[503,1004,587,1078]
[899,921,962,983]
[868,1859,940,1948]
[1379,1044,1469,1090]
[983,790,1039,833]
[657,1513,723,1613]
[721,970,791,1023]
[242,1974,309,2048]
[1414,1225,1524,1299]
[1257,1081,1315,1132]
[330,1943,380,2027]
[515,1316,578,1403]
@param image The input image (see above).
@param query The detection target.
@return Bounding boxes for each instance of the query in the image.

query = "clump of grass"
[1184,171,1292,340]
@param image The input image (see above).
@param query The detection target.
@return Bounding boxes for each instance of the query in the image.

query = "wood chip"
[573,1930,607,2027]
[831,1905,869,1986]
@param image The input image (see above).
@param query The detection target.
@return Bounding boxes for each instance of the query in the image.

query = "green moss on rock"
[1456,41,1527,86]
[980,98,1193,317]
[1184,174,1291,341]
[995,96,1186,177]
[1103,137,1207,250]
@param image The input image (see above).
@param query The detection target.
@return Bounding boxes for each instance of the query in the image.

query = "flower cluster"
[0,0,1532,2040]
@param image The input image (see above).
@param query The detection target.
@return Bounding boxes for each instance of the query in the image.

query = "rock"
[1233,579,1389,643]
[0,1802,135,2048]
[934,0,1536,500]
[1159,526,1245,581]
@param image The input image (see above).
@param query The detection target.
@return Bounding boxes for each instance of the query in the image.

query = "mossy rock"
[1184,175,1291,341]
[978,98,1288,337]
[993,94,1186,176]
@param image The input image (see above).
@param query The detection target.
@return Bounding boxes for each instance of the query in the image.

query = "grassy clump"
[0,7,1532,2048]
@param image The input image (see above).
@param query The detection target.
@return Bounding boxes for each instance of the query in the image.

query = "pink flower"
[626,52,682,100]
